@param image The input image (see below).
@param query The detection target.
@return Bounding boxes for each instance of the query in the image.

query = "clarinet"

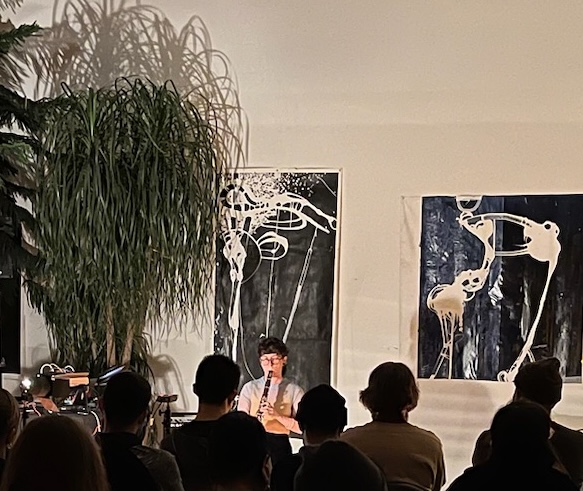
[256,370,273,422]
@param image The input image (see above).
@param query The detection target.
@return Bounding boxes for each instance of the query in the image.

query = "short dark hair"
[209,412,268,487]
[102,371,151,428]
[193,355,241,405]
[296,385,347,434]
[490,400,554,467]
[359,362,419,421]
[294,440,387,491]
[258,337,288,357]
[514,358,562,409]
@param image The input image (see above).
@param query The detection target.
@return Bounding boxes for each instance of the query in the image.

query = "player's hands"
[259,401,276,421]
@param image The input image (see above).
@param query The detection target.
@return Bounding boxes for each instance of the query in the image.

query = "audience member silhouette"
[209,411,270,491]
[7,355,579,491]
[271,384,350,491]
[0,389,19,480]
[161,354,240,490]
[447,401,578,491]
[472,357,583,487]
[0,414,109,491]
[98,371,184,491]
[341,362,446,490]
[294,440,388,491]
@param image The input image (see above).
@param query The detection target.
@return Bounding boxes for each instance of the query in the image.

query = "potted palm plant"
[28,78,222,375]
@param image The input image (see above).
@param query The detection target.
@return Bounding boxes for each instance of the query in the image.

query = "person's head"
[513,358,562,412]
[294,440,387,491]
[489,400,554,468]
[360,362,419,422]
[296,385,347,444]
[209,411,270,490]
[193,355,240,408]
[258,337,288,378]
[0,415,109,491]
[102,371,151,433]
[0,389,19,450]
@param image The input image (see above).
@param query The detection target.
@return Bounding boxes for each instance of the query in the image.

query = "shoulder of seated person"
[552,421,583,439]
[548,468,581,490]
[339,424,370,437]
[415,425,444,446]
[135,445,175,459]
[273,453,302,470]
[159,434,172,450]
[390,423,443,445]
[448,465,484,487]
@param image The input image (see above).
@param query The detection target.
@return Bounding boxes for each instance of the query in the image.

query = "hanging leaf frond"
[0,23,40,56]
[0,0,22,13]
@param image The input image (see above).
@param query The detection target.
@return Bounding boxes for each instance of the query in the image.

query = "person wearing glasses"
[237,337,304,465]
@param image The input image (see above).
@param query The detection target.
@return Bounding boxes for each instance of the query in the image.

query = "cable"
[90,410,101,435]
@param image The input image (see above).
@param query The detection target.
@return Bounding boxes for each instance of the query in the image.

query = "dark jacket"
[447,461,578,491]
[472,421,583,487]
[160,420,217,491]
[98,432,184,491]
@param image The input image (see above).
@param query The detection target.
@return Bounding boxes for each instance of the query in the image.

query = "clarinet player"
[237,337,304,465]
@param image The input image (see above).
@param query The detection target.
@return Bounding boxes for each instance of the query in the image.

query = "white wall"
[12,0,583,484]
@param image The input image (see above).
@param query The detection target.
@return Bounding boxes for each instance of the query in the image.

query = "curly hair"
[257,337,289,357]
[359,362,419,421]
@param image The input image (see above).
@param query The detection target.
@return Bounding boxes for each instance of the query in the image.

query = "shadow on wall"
[23,0,247,166]
[148,353,188,409]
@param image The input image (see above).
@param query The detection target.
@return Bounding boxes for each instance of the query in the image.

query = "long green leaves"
[28,78,219,375]
[0,18,42,275]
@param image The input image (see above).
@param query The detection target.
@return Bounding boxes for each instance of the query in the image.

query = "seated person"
[1,414,109,491]
[161,354,240,490]
[271,384,349,491]
[448,401,577,491]
[208,411,271,491]
[237,337,304,466]
[294,440,388,491]
[472,357,583,487]
[0,389,19,479]
[98,371,184,491]
[341,361,445,490]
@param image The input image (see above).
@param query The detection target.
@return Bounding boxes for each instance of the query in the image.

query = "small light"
[21,378,32,391]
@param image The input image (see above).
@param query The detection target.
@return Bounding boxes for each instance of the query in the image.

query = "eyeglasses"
[260,355,283,365]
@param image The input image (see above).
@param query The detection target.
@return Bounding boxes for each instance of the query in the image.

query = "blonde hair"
[0,415,109,491]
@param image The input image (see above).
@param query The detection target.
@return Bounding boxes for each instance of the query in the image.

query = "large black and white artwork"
[214,170,341,391]
[418,195,583,382]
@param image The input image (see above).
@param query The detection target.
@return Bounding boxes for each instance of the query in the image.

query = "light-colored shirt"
[237,377,304,435]
[340,421,446,491]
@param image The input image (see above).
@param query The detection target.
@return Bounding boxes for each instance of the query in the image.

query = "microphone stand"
[156,394,178,441]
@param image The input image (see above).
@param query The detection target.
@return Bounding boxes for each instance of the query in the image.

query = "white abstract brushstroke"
[427,196,561,382]
[219,172,337,369]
